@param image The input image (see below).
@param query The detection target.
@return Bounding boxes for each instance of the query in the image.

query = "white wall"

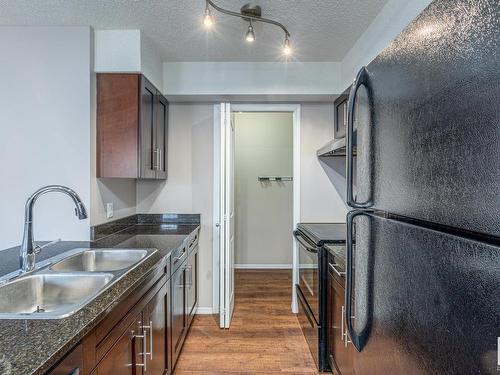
[301,104,348,222]
[94,30,141,73]
[234,112,294,267]
[0,26,92,249]
[135,102,344,310]
[140,31,164,90]
[136,104,214,309]
[340,0,432,88]
[94,30,164,91]
[163,62,341,95]
[91,29,164,225]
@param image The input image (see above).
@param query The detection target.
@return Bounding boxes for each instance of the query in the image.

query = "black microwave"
[333,86,351,139]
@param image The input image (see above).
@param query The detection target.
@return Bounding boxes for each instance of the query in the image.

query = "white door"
[219,103,235,328]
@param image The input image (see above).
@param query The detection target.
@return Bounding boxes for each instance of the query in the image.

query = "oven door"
[297,286,319,367]
[294,230,320,321]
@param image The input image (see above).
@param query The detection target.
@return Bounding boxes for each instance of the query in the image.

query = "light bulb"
[203,7,213,28]
[245,22,255,42]
[283,37,291,55]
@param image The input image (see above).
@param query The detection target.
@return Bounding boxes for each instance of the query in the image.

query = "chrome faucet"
[20,185,88,273]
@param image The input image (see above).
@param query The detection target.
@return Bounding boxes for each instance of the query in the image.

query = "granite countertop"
[0,216,200,375]
[325,243,346,272]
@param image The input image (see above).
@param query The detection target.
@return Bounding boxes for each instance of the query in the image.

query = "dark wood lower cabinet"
[93,312,142,375]
[46,343,83,375]
[171,244,199,371]
[328,258,355,375]
[171,263,186,368]
[46,233,199,375]
[144,280,171,375]
[185,246,198,327]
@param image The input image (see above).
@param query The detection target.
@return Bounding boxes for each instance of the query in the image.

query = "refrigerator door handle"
[346,66,372,209]
[345,209,371,352]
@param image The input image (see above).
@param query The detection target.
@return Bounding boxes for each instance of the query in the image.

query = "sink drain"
[33,306,45,313]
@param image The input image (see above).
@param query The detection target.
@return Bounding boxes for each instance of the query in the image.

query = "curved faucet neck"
[20,185,88,273]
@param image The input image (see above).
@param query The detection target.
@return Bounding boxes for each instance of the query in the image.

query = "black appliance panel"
[296,223,346,246]
[351,0,500,237]
[295,231,321,322]
[297,288,320,368]
[294,229,330,371]
[348,212,500,374]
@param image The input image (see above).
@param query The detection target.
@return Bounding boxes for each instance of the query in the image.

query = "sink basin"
[0,273,113,319]
[51,249,149,272]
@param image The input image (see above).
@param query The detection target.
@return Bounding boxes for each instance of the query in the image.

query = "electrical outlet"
[106,203,114,219]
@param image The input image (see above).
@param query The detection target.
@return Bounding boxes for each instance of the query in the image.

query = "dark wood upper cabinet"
[97,73,168,179]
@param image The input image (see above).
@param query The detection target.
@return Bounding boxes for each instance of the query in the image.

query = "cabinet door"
[143,280,171,375]
[185,246,198,326]
[139,77,156,179]
[47,343,83,375]
[171,265,186,367]
[329,274,354,375]
[95,312,143,375]
[155,94,168,179]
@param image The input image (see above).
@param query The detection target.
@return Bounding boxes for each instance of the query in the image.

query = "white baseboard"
[195,307,214,315]
[234,264,293,269]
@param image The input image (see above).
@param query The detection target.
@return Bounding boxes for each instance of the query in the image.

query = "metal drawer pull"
[137,321,150,371]
[341,305,345,340]
[158,148,162,171]
[152,148,158,170]
[329,263,346,277]
[148,320,153,360]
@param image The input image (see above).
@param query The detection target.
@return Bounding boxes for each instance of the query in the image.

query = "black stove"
[296,223,346,246]
[294,222,346,372]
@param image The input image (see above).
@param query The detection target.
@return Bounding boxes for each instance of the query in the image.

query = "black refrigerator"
[343,0,500,374]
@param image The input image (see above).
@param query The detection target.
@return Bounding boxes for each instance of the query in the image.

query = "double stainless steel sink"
[0,248,155,319]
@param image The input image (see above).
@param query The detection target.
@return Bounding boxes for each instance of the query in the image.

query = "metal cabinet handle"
[329,263,345,277]
[148,320,153,360]
[152,148,158,171]
[346,66,372,209]
[185,265,193,287]
[136,321,149,371]
[158,148,162,171]
[345,210,370,352]
[341,305,345,340]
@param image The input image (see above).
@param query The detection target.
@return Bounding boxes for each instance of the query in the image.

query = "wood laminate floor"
[174,269,320,374]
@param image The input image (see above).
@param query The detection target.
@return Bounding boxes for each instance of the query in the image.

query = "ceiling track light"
[245,20,255,42]
[203,0,292,55]
[203,4,213,28]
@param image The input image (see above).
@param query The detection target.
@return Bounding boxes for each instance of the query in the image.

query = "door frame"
[212,103,302,317]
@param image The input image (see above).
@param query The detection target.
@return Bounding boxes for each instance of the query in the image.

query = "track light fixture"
[203,0,292,56]
[245,20,255,42]
[203,5,213,28]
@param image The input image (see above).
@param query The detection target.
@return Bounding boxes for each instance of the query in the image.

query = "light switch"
[106,203,114,219]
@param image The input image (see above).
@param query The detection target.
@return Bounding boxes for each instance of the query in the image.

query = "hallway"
[174,270,319,374]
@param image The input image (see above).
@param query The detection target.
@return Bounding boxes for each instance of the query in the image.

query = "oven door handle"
[293,231,320,253]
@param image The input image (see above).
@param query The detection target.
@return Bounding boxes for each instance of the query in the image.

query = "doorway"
[213,104,301,329]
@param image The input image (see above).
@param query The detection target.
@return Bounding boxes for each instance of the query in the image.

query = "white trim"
[234,264,293,269]
[212,103,302,319]
[195,307,214,315]
[292,105,301,314]
[212,104,221,315]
